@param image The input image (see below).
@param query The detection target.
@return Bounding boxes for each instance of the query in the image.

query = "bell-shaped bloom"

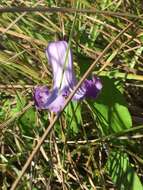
[34,40,102,113]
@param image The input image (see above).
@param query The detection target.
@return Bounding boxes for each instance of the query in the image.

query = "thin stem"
[0,7,142,19]
[96,71,143,81]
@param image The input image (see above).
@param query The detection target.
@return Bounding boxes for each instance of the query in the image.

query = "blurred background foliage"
[0,0,143,189]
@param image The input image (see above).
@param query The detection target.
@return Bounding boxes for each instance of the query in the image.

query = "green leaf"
[19,107,36,135]
[64,101,82,135]
[11,92,26,115]
[106,149,143,190]
[90,77,132,135]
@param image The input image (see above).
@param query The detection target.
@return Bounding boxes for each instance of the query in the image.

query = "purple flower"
[34,40,102,113]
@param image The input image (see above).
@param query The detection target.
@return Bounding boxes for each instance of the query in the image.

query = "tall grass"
[0,0,143,189]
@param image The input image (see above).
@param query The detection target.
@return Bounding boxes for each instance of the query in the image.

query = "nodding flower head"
[34,40,102,113]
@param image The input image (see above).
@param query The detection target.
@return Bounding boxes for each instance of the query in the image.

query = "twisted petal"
[46,40,76,92]
[84,76,102,98]
[73,76,102,100]
[34,86,66,113]
[48,93,65,113]
[34,86,50,109]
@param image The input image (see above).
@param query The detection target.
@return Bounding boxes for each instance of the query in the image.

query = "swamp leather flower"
[34,40,102,113]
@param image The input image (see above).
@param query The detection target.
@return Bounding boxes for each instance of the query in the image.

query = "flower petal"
[48,94,66,113]
[72,85,86,100]
[84,76,102,98]
[34,86,66,113]
[72,76,102,100]
[46,40,76,92]
[34,86,50,109]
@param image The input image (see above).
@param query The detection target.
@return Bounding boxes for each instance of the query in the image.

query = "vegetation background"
[0,0,143,189]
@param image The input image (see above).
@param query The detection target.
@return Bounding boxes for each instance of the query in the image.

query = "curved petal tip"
[34,86,49,109]
[84,76,102,99]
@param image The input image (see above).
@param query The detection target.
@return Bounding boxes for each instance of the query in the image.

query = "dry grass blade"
[0,85,34,89]
[0,27,47,46]
[0,7,142,19]
[1,0,45,34]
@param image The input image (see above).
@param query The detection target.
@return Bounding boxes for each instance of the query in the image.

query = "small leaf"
[19,108,36,135]
[90,77,132,135]
[106,149,143,190]
[65,101,82,135]
[11,92,26,114]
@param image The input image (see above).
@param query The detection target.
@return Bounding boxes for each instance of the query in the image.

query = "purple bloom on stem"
[34,40,102,113]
